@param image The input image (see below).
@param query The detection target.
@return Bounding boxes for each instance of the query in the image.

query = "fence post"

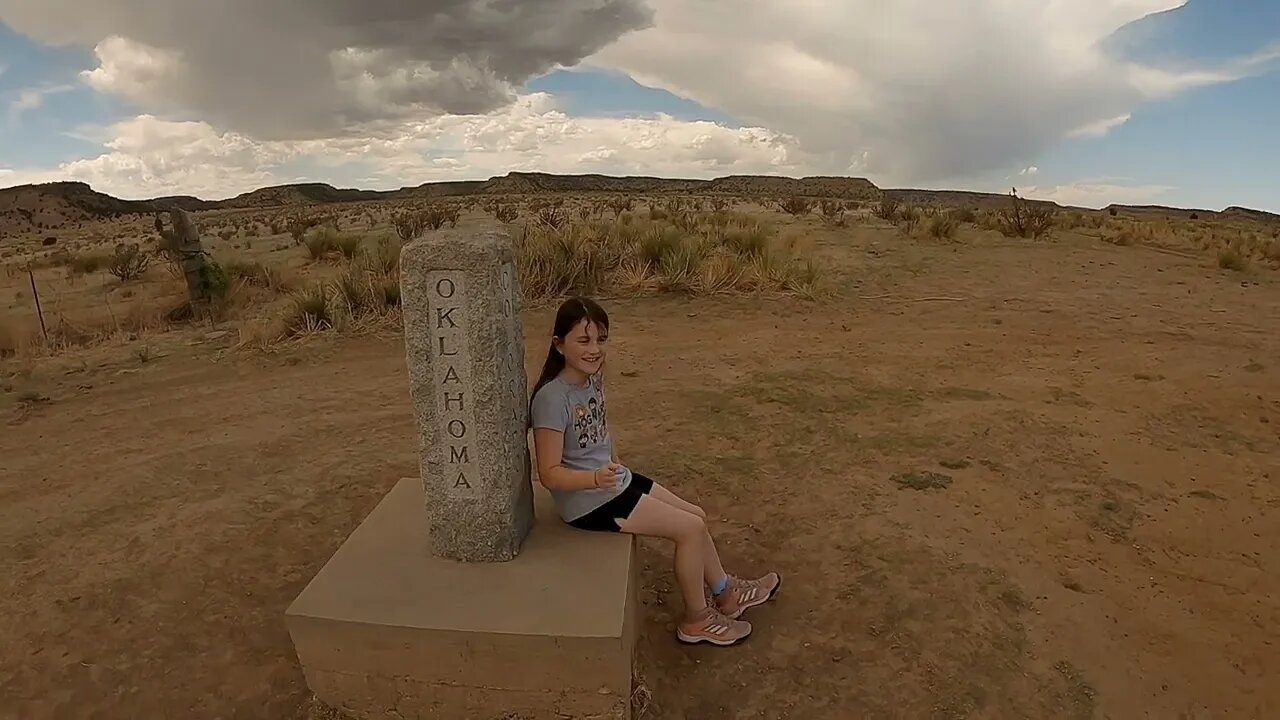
[28,270,49,343]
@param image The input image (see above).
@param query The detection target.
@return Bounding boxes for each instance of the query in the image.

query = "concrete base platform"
[286,479,638,720]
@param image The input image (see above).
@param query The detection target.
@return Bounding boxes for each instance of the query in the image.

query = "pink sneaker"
[676,606,752,646]
[714,572,781,619]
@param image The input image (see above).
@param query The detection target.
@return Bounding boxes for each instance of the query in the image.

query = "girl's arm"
[533,428,611,491]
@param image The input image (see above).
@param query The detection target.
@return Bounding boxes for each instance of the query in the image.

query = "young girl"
[529,296,780,646]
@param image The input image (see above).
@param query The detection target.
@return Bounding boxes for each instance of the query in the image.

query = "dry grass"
[927,211,960,240]
[513,212,820,301]
[1217,245,1249,272]
[3,191,1276,360]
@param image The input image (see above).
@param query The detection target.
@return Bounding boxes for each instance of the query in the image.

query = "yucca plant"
[284,283,334,336]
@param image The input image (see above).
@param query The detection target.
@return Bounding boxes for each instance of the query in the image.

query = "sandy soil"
[2,227,1277,719]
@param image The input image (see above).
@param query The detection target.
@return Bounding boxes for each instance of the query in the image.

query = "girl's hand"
[593,463,624,489]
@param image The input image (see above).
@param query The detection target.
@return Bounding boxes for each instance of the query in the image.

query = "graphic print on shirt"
[571,376,608,449]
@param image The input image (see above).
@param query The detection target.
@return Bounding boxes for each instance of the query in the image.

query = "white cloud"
[1127,43,1280,97]
[589,0,1272,183]
[7,84,76,122]
[1023,179,1176,208]
[0,96,807,199]
[1,0,1274,197]
[1067,114,1133,139]
[1019,166,1039,176]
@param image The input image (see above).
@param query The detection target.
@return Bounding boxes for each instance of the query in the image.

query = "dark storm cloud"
[0,0,653,138]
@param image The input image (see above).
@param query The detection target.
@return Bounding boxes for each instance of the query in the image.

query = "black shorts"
[567,472,655,533]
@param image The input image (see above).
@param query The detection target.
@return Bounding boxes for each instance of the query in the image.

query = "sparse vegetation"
[1,176,1278,720]
[778,196,812,216]
[897,205,922,235]
[876,197,901,222]
[108,243,151,282]
[996,188,1055,239]
[927,211,960,240]
[819,200,847,227]
[1218,245,1248,271]
[512,212,819,301]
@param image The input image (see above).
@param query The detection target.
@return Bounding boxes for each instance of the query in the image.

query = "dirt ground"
[2,225,1278,719]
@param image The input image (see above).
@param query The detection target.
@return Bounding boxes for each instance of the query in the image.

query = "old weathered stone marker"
[400,231,535,562]
[286,229,636,720]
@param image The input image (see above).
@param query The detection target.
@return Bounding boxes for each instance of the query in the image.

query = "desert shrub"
[513,214,818,301]
[223,259,287,291]
[200,261,232,302]
[875,197,901,222]
[108,243,151,282]
[638,225,685,267]
[819,200,846,227]
[1108,207,1118,217]
[656,236,705,292]
[1217,246,1248,271]
[671,211,702,233]
[305,226,339,260]
[606,196,634,217]
[529,197,564,213]
[1262,238,1280,263]
[709,197,730,212]
[927,211,960,240]
[897,205,922,235]
[778,196,812,216]
[953,207,978,224]
[577,205,593,222]
[363,236,402,275]
[538,206,568,229]
[428,205,461,230]
[719,221,771,258]
[995,189,1055,239]
[303,227,360,261]
[283,283,334,335]
[332,233,362,260]
[332,266,371,316]
[648,203,669,221]
[288,215,319,245]
[392,211,427,241]
[494,204,519,223]
[370,274,401,309]
[66,251,108,275]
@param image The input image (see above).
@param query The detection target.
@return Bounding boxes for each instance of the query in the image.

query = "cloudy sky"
[0,0,1277,210]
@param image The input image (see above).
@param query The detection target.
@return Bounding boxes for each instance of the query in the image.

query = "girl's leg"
[615,495,710,619]
[647,481,706,518]
[647,481,726,587]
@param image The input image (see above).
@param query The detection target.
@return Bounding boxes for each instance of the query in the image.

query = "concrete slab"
[286,478,637,720]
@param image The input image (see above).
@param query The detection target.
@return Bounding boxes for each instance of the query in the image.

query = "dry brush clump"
[819,200,847,228]
[875,197,901,222]
[897,205,922,235]
[265,237,404,342]
[304,226,363,261]
[513,211,820,301]
[926,210,960,240]
[777,196,812,217]
[1217,245,1248,271]
[108,243,151,282]
[994,189,1055,239]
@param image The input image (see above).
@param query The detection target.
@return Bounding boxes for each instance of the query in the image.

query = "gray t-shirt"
[531,373,633,521]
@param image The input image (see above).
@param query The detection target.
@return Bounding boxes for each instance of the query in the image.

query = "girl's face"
[556,318,608,378]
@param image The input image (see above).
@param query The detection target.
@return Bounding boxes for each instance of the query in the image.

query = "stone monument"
[285,230,638,719]
[401,232,535,561]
